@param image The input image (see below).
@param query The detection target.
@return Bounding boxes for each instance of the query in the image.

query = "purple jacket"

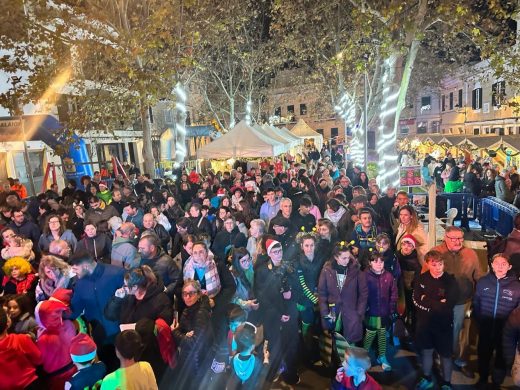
[318,260,368,343]
[364,269,398,318]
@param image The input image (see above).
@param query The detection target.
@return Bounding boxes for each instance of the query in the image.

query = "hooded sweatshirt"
[36,295,77,388]
[111,236,140,269]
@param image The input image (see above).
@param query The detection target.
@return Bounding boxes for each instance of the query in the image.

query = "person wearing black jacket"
[292,196,317,234]
[254,238,299,385]
[463,164,482,196]
[188,203,212,236]
[141,213,170,253]
[104,265,173,325]
[413,250,458,390]
[138,234,180,299]
[294,234,324,363]
[211,216,247,264]
[76,224,112,263]
[172,280,213,389]
[503,306,520,386]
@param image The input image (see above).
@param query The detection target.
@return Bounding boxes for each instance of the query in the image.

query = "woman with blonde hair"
[395,205,427,265]
[35,255,74,302]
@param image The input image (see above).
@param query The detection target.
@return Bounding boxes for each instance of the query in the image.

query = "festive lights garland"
[174,82,187,162]
[376,58,401,189]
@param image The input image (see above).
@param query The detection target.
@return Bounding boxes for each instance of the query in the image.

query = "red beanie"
[70,333,97,363]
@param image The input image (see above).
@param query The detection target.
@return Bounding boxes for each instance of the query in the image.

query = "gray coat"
[111,236,140,269]
[495,176,515,203]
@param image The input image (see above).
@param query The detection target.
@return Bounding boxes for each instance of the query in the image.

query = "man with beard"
[138,234,180,299]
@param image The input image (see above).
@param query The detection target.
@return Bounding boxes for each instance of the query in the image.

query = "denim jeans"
[453,302,471,363]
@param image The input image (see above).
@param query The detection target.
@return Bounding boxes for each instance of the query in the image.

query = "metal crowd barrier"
[480,197,519,236]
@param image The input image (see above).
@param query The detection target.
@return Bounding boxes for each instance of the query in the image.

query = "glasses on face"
[446,235,464,242]
[182,290,198,297]
[240,257,252,264]
[270,249,282,256]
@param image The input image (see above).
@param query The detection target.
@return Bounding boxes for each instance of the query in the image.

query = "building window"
[472,88,482,110]
[331,127,338,138]
[492,81,506,107]
[148,106,154,123]
[498,128,505,135]
[441,95,446,111]
[316,128,324,135]
[458,89,463,107]
[430,121,440,133]
[473,128,480,135]
[400,127,409,135]
[300,103,307,115]
[417,125,427,134]
[449,92,454,110]
[274,107,281,117]
[484,127,490,134]
[287,105,295,114]
[421,96,431,112]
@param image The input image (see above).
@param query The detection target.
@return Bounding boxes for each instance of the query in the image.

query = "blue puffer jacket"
[70,263,124,344]
[364,269,398,318]
[473,272,520,321]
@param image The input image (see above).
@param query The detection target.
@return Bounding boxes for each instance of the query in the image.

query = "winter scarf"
[324,207,346,227]
[183,258,221,298]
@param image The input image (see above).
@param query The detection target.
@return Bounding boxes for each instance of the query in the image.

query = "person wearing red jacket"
[0,306,43,389]
[332,346,382,390]
[35,289,77,389]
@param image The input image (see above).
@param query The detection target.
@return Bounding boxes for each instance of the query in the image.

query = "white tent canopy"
[253,124,292,151]
[279,126,303,146]
[196,120,286,159]
[290,119,323,150]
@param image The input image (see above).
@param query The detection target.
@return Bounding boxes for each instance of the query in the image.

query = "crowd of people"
[0,147,519,390]
[417,150,520,206]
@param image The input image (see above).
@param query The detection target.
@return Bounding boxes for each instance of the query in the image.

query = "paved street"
[273,345,518,390]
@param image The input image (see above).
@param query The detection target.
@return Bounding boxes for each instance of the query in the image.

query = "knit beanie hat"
[401,234,417,248]
[266,239,281,255]
[70,333,97,363]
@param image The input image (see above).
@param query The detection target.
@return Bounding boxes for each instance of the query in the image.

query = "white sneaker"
[377,356,392,371]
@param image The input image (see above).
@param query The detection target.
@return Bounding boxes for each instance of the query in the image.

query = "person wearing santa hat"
[254,237,300,385]
[396,233,421,334]
[96,181,112,206]
[65,333,106,390]
[35,288,78,389]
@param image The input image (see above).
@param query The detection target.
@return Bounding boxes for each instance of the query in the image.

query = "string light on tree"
[334,91,365,167]
[174,82,187,162]
[376,58,401,189]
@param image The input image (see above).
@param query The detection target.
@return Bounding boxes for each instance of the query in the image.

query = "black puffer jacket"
[172,295,213,373]
[104,280,173,324]
[76,233,112,263]
[211,227,247,264]
[140,250,181,298]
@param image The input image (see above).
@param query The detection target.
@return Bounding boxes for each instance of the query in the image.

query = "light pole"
[11,76,36,196]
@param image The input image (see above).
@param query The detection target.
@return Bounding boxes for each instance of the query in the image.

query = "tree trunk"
[140,101,156,177]
[229,96,235,128]
[377,0,427,190]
